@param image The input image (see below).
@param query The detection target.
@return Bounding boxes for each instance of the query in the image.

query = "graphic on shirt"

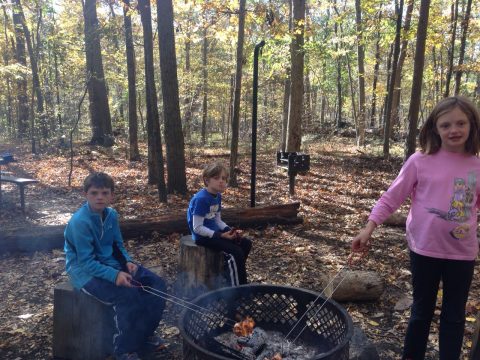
[205,204,219,219]
[426,172,476,239]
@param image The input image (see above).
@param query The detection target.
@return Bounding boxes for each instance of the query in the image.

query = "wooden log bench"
[0,174,38,213]
[177,235,225,299]
[53,266,163,360]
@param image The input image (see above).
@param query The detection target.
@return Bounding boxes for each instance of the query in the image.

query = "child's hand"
[231,228,243,239]
[126,262,138,276]
[351,221,376,253]
[116,271,133,287]
[351,231,371,253]
[221,231,237,240]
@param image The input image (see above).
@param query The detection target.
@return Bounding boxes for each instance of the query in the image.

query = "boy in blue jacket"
[64,172,166,360]
[187,162,252,285]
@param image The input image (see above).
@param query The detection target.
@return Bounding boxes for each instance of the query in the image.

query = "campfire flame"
[233,317,282,360]
[233,316,255,337]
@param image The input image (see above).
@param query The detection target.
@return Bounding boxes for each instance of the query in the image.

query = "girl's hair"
[83,172,115,192]
[202,162,229,185]
[419,96,480,155]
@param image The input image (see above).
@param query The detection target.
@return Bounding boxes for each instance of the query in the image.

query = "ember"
[234,316,255,337]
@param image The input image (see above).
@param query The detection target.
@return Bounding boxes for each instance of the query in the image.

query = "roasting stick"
[130,279,238,327]
[282,251,365,352]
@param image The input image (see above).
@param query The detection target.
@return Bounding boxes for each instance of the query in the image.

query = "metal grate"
[179,284,353,360]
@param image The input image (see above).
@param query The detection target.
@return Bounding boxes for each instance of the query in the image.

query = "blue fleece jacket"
[64,203,132,289]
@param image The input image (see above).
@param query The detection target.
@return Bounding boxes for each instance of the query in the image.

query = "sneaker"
[146,335,167,350]
[115,353,140,360]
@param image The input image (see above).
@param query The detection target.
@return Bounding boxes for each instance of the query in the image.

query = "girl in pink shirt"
[352,96,480,360]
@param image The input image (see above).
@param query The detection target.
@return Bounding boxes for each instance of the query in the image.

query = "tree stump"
[53,282,114,360]
[323,271,384,302]
[177,235,225,299]
[52,266,164,360]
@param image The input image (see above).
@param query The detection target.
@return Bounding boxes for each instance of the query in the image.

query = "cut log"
[0,202,301,253]
[53,266,164,360]
[177,235,225,299]
[323,271,384,302]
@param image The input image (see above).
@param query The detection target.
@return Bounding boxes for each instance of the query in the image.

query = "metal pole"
[251,40,265,208]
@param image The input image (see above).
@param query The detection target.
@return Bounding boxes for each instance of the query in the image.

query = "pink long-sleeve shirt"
[369,149,480,260]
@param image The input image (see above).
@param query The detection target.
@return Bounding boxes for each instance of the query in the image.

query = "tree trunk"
[281,74,290,151]
[333,0,342,129]
[2,6,13,137]
[122,0,140,161]
[229,0,246,187]
[226,74,234,147]
[354,0,365,146]
[83,0,113,147]
[286,0,305,152]
[405,0,431,159]
[444,0,459,97]
[156,0,187,195]
[383,0,403,159]
[201,24,208,145]
[370,35,381,128]
[454,0,472,95]
[390,0,414,131]
[12,3,29,138]
[346,54,358,129]
[137,0,167,201]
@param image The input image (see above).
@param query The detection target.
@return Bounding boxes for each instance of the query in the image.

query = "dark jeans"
[82,265,166,355]
[196,236,252,285]
[402,251,474,360]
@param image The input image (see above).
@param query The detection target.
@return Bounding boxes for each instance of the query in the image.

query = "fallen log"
[322,270,384,302]
[0,202,302,253]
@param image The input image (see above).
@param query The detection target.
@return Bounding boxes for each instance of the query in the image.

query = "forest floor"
[0,135,479,360]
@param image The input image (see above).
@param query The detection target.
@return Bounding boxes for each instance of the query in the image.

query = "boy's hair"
[419,96,480,155]
[202,162,229,186]
[83,172,115,193]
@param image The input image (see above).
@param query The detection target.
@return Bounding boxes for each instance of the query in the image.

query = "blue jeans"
[402,251,474,360]
[82,266,166,355]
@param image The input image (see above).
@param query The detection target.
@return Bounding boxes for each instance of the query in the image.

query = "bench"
[0,174,38,213]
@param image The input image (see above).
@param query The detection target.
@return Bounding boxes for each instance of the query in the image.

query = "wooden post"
[177,235,225,299]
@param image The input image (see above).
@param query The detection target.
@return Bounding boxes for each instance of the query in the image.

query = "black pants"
[402,251,474,360]
[196,236,252,285]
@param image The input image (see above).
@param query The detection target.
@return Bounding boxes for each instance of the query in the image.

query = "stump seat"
[53,266,163,360]
[177,235,225,299]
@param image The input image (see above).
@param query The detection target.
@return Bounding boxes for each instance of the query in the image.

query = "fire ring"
[179,284,353,359]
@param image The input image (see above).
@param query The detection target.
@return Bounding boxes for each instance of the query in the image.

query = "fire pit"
[179,284,353,359]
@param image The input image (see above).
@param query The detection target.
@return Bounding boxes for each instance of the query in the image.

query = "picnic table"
[0,154,38,213]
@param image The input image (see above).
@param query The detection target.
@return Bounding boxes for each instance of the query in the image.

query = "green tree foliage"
[0,0,478,152]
